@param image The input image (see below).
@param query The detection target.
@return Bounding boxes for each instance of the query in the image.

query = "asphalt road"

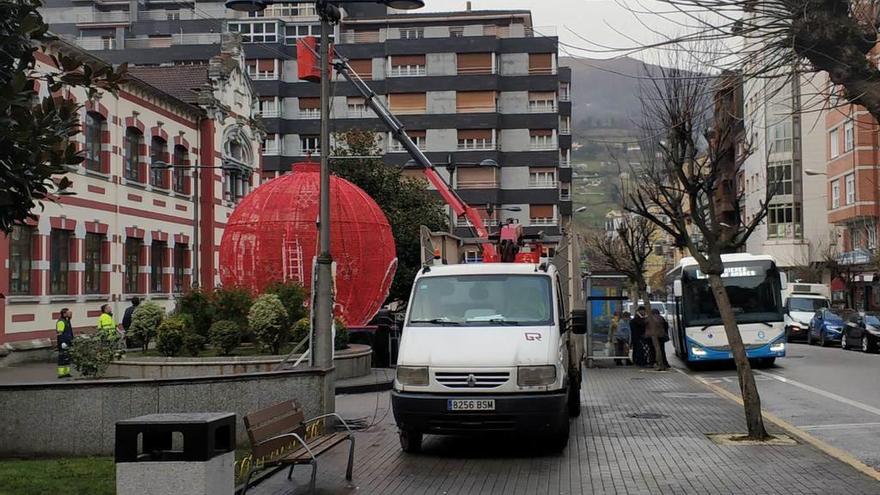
[671,342,880,470]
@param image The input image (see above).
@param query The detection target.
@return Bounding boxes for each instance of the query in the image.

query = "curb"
[674,367,880,482]
[336,378,393,394]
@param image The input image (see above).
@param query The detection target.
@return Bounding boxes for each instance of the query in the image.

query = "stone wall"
[0,367,332,456]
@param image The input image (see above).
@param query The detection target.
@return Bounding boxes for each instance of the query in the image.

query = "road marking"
[754,370,880,418]
[799,422,880,431]
[674,368,880,481]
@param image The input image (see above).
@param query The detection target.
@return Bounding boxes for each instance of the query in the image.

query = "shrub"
[70,333,115,377]
[130,301,165,351]
[183,333,206,357]
[248,294,289,354]
[155,317,186,357]
[334,318,350,351]
[209,320,242,356]
[265,281,307,328]
[291,317,310,349]
[213,286,253,331]
[176,290,214,337]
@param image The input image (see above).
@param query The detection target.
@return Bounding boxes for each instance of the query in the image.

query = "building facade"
[0,37,261,350]
[39,3,573,252]
[742,71,832,274]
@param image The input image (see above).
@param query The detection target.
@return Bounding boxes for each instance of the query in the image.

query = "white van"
[623,300,670,321]
[782,283,831,341]
[391,262,584,453]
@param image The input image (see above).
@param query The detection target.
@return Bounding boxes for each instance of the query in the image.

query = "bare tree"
[626,60,777,439]
[587,212,668,370]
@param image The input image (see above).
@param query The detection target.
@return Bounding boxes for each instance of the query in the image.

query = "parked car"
[808,308,851,346]
[841,312,880,353]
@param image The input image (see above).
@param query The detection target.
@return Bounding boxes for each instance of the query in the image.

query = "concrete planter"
[107,344,372,380]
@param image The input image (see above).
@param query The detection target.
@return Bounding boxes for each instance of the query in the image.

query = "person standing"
[614,312,632,366]
[97,304,118,341]
[646,308,670,371]
[630,306,648,366]
[608,311,620,357]
[56,308,74,378]
[121,297,140,333]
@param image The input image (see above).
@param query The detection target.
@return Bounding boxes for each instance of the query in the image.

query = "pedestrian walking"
[56,308,74,378]
[613,312,632,366]
[646,308,670,371]
[630,306,649,366]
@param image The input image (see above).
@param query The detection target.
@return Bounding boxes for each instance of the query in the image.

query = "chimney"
[466,1,471,11]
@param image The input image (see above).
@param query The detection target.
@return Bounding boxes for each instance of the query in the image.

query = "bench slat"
[244,400,299,431]
[282,432,350,463]
[251,425,307,461]
[248,409,305,446]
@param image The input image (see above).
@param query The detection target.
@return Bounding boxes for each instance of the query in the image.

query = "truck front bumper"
[391,390,567,435]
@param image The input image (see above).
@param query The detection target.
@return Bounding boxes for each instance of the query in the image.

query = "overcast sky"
[420,0,706,61]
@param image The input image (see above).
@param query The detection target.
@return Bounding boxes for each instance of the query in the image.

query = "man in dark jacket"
[121,297,140,333]
[56,308,74,378]
[646,308,670,370]
[630,306,649,366]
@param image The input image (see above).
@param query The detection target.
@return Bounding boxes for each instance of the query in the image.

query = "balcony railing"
[530,217,558,226]
[530,140,557,151]
[69,37,116,50]
[529,179,557,188]
[76,11,130,24]
[138,10,199,21]
[346,107,372,118]
[262,143,281,155]
[298,108,320,119]
[339,25,555,44]
[457,218,499,227]
[528,103,557,113]
[457,180,499,189]
[339,31,384,44]
[559,91,571,102]
[259,107,280,118]
[457,141,497,151]
[559,125,571,135]
[559,190,571,201]
[492,25,557,38]
[125,33,222,49]
[389,66,426,77]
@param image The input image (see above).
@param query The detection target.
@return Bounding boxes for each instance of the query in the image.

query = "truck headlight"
[517,365,557,386]
[769,342,785,352]
[396,366,429,386]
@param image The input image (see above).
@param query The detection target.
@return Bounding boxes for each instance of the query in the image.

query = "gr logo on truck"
[524,332,542,341]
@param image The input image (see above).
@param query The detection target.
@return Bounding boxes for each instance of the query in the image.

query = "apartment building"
[825,92,880,309]
[0,37,261,351]
[39,2,573,253]
[742,71,831,273]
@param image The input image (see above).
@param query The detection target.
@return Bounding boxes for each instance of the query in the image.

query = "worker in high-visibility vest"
[56,308,74,378]
[97,304,118,341]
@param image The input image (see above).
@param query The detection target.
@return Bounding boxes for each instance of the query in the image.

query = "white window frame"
[529,170,557,188]
[346,98,370,118]
[263,134,282,155]
[560,116,571,135]
[530,133,556,150]
[389,63,426,77]
[229,21,279,44]
[559,83,571,102]
[769,120,792,153]
[301,136,320,154]
[844,120,854,152]
[246,59,278,80]
[399,27,424,39]
[831,179,840,209]
[846,173,855,205]
[528,94,557,113]
[299,107,320,119]
[258,98,281,118]
[830,128,840,158]
[284,24,322,45]
[457,133,495,151]
[388,132,425,152]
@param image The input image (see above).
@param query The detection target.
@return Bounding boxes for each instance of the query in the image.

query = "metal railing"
[530,217,558,226]
[530,141,558,151]
[338,31,384,44]
[456,140,497,151]
[259,108,280,118]
[138,10,198,21]
[345,107,372,118]
[339,25,555,44]
[457,180,499,189]
[69,37,115,50]
[298,108,320,119]
[528,179,558,188]
[262,143,281,155]
[559,190,572,201]
[388,66,426,77]
[457,218,499,227]
[126,33,222,48]
[76,11,130,23]
[528,103,557,113]
[559,125,571,135]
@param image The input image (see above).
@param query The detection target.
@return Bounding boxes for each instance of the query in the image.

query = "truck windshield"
[789,297,829,313]
[408,274,553,326]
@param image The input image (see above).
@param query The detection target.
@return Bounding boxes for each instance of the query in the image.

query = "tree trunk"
[706,274,769,440]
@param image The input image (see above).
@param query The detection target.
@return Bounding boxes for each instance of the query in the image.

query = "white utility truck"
[782,283,831,341]
[391,234,586,453]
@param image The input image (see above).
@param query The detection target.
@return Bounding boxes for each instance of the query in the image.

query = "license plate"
[447,399,495,411]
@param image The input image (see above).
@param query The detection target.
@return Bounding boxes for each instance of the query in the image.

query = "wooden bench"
[241,400,355,495]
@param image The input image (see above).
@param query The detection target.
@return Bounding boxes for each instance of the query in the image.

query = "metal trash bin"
[115,412,236,495]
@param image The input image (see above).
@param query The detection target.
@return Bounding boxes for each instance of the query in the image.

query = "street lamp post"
[225,0,425,391]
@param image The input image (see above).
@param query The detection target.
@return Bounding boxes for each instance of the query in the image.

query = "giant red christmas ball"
[219,163,397,326]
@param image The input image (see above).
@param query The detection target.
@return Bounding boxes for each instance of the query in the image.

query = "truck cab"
[391,262,583,453]
[782,283,831,341]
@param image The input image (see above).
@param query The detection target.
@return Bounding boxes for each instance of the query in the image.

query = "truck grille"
[434,371,510,389]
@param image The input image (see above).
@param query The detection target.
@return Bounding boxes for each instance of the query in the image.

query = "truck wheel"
[567,378,581,417]
[399,429,422,453]
[547,418,570,453]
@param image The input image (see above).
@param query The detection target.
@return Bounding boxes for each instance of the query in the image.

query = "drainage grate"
[628,412,668,419]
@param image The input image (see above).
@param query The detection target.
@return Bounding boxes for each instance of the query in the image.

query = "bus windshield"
[788,297,829,313]
[407,274,553,326]
[681,261,782,327]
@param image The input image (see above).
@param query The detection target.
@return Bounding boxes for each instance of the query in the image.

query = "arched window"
[124,128,144,182]
[222,126,255,204]
[150,136,168,188]
[173,145,188,194]
[84,112,105,172]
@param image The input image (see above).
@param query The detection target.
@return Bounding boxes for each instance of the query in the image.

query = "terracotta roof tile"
[127,65,209,104]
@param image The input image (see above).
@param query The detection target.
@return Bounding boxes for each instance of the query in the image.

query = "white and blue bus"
[666,253,786,366]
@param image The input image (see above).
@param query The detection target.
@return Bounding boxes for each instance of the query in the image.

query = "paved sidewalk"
[255,367,880,495]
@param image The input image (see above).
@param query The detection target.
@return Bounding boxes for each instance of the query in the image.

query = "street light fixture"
[575,206,588,213]
[225,0,425,380]
[804,169,827,177]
